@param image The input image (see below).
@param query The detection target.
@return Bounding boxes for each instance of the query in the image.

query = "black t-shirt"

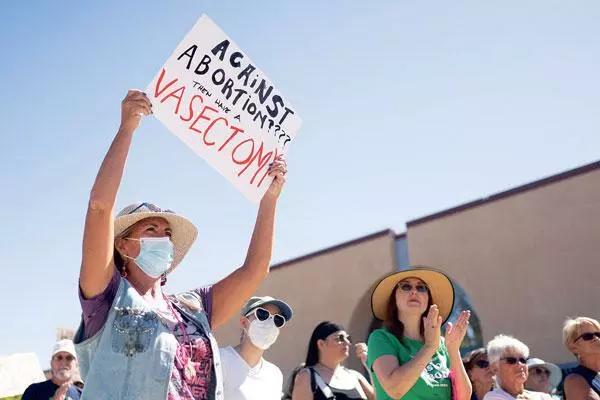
[22,380,82,400]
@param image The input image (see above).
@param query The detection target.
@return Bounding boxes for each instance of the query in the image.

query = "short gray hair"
[486,334,530,365]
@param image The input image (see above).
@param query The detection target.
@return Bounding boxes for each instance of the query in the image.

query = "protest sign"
[0,353,45,398]
[147,14,302,203]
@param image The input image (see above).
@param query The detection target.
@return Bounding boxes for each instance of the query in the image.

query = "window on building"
[444,282,484,355]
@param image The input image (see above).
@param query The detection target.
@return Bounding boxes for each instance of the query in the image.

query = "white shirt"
[219,346,283,400]
[483,387,553,399]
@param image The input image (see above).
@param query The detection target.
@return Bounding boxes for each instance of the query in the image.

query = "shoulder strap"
[309,367,317,393]
[308,367,336,399]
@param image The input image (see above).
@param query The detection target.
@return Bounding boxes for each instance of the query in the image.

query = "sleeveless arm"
[292,369,314,400]
[80,91,151,299]
[564,373,600,400]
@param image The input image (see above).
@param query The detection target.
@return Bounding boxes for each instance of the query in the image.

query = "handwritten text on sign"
[147,15,301,202]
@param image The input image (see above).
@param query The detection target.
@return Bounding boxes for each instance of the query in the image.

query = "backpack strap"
[308,367,336,399]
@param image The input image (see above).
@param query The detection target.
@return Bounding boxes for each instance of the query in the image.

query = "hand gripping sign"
[147,15,302,203]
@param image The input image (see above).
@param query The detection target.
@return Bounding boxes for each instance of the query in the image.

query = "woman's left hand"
[355,342,368,365]
[262,155,287,201]
[444,310,471,353]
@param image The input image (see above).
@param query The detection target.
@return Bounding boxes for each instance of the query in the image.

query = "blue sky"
[1,1,599,369]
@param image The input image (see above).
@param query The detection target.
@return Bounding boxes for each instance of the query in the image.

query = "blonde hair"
[563,317,600,353]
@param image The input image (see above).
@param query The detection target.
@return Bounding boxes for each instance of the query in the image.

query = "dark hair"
[304,321,345,367]
[383,280,433,344]
[462,347,487,373]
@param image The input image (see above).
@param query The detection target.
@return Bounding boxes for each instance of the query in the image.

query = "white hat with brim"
[114,202,198,274]
[371,266,455,323]
[526,358,563,389]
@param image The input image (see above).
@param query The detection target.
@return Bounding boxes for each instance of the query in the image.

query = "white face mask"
[246,319,280,350]
[124,237,174,278]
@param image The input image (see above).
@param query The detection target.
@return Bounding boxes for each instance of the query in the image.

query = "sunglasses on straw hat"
[114,202,198,274]
[127,202,175,215]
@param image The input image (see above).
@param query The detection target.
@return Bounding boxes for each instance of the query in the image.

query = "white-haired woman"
[74,90,287,400]
[562,317,600,399]
[483,335,552,399]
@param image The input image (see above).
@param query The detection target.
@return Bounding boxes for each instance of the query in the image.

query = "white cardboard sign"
[147,14,302,202]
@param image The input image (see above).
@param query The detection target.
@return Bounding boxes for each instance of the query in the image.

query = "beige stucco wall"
[214,231,397,383]
[407,168,600,364]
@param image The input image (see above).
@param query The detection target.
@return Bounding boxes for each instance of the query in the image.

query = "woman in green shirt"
[367,267,472,400]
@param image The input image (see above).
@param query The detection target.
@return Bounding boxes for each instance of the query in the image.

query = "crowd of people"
[19,91,600,400]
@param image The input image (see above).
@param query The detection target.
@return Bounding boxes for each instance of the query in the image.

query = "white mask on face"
[246,318,280,350]
[124,237,174,278]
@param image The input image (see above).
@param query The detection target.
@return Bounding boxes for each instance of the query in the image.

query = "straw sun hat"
[371,266,455,323]
[114,202,198,274]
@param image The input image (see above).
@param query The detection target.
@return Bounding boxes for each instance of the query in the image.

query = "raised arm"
[79,90,151,299]
[210,157,287,329]
[444,310,472,400]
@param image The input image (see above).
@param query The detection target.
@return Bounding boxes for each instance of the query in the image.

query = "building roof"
[407,159,600,227]
[271,229,395,270]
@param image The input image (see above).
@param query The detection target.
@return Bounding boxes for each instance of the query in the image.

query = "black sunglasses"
[331,333,352,344]
[248,307,286,328]
[397,282,429,293]
[474,359,490,369]
[128,202,174,215]
[501,356,527,365]
[575,331,600,342]
[531,367,551,377]
[53,354,75,362]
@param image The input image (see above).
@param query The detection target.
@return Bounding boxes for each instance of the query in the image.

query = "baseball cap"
[52,339,77,359]
[241,296,293,322]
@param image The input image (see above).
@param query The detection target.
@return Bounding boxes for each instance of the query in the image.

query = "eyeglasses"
[501,356,527,365]
[531,367,551,377]
[575,332,600,342]
[53,354,75,362]
[248,307,286,328]
[331,333,352,344]
[397,282,428,293]
[474,359,490,369]
[127,202,174,215]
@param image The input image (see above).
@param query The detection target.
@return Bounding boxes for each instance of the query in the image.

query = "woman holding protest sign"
[74,90,287,400]
[367,267,472,400]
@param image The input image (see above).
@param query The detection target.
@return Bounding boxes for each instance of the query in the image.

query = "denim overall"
[74,278,224,400]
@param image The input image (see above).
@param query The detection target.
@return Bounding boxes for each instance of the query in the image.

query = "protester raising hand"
[263,154,287,201]
[53,382,70,400]
[355,342,368,365]
[445,310,471,353]
[120,90,152,131]
[367,268,473,400]
[75,88,288,400]
[423,304,443,351]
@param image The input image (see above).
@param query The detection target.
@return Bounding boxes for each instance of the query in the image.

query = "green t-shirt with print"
[367,328,452,400]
